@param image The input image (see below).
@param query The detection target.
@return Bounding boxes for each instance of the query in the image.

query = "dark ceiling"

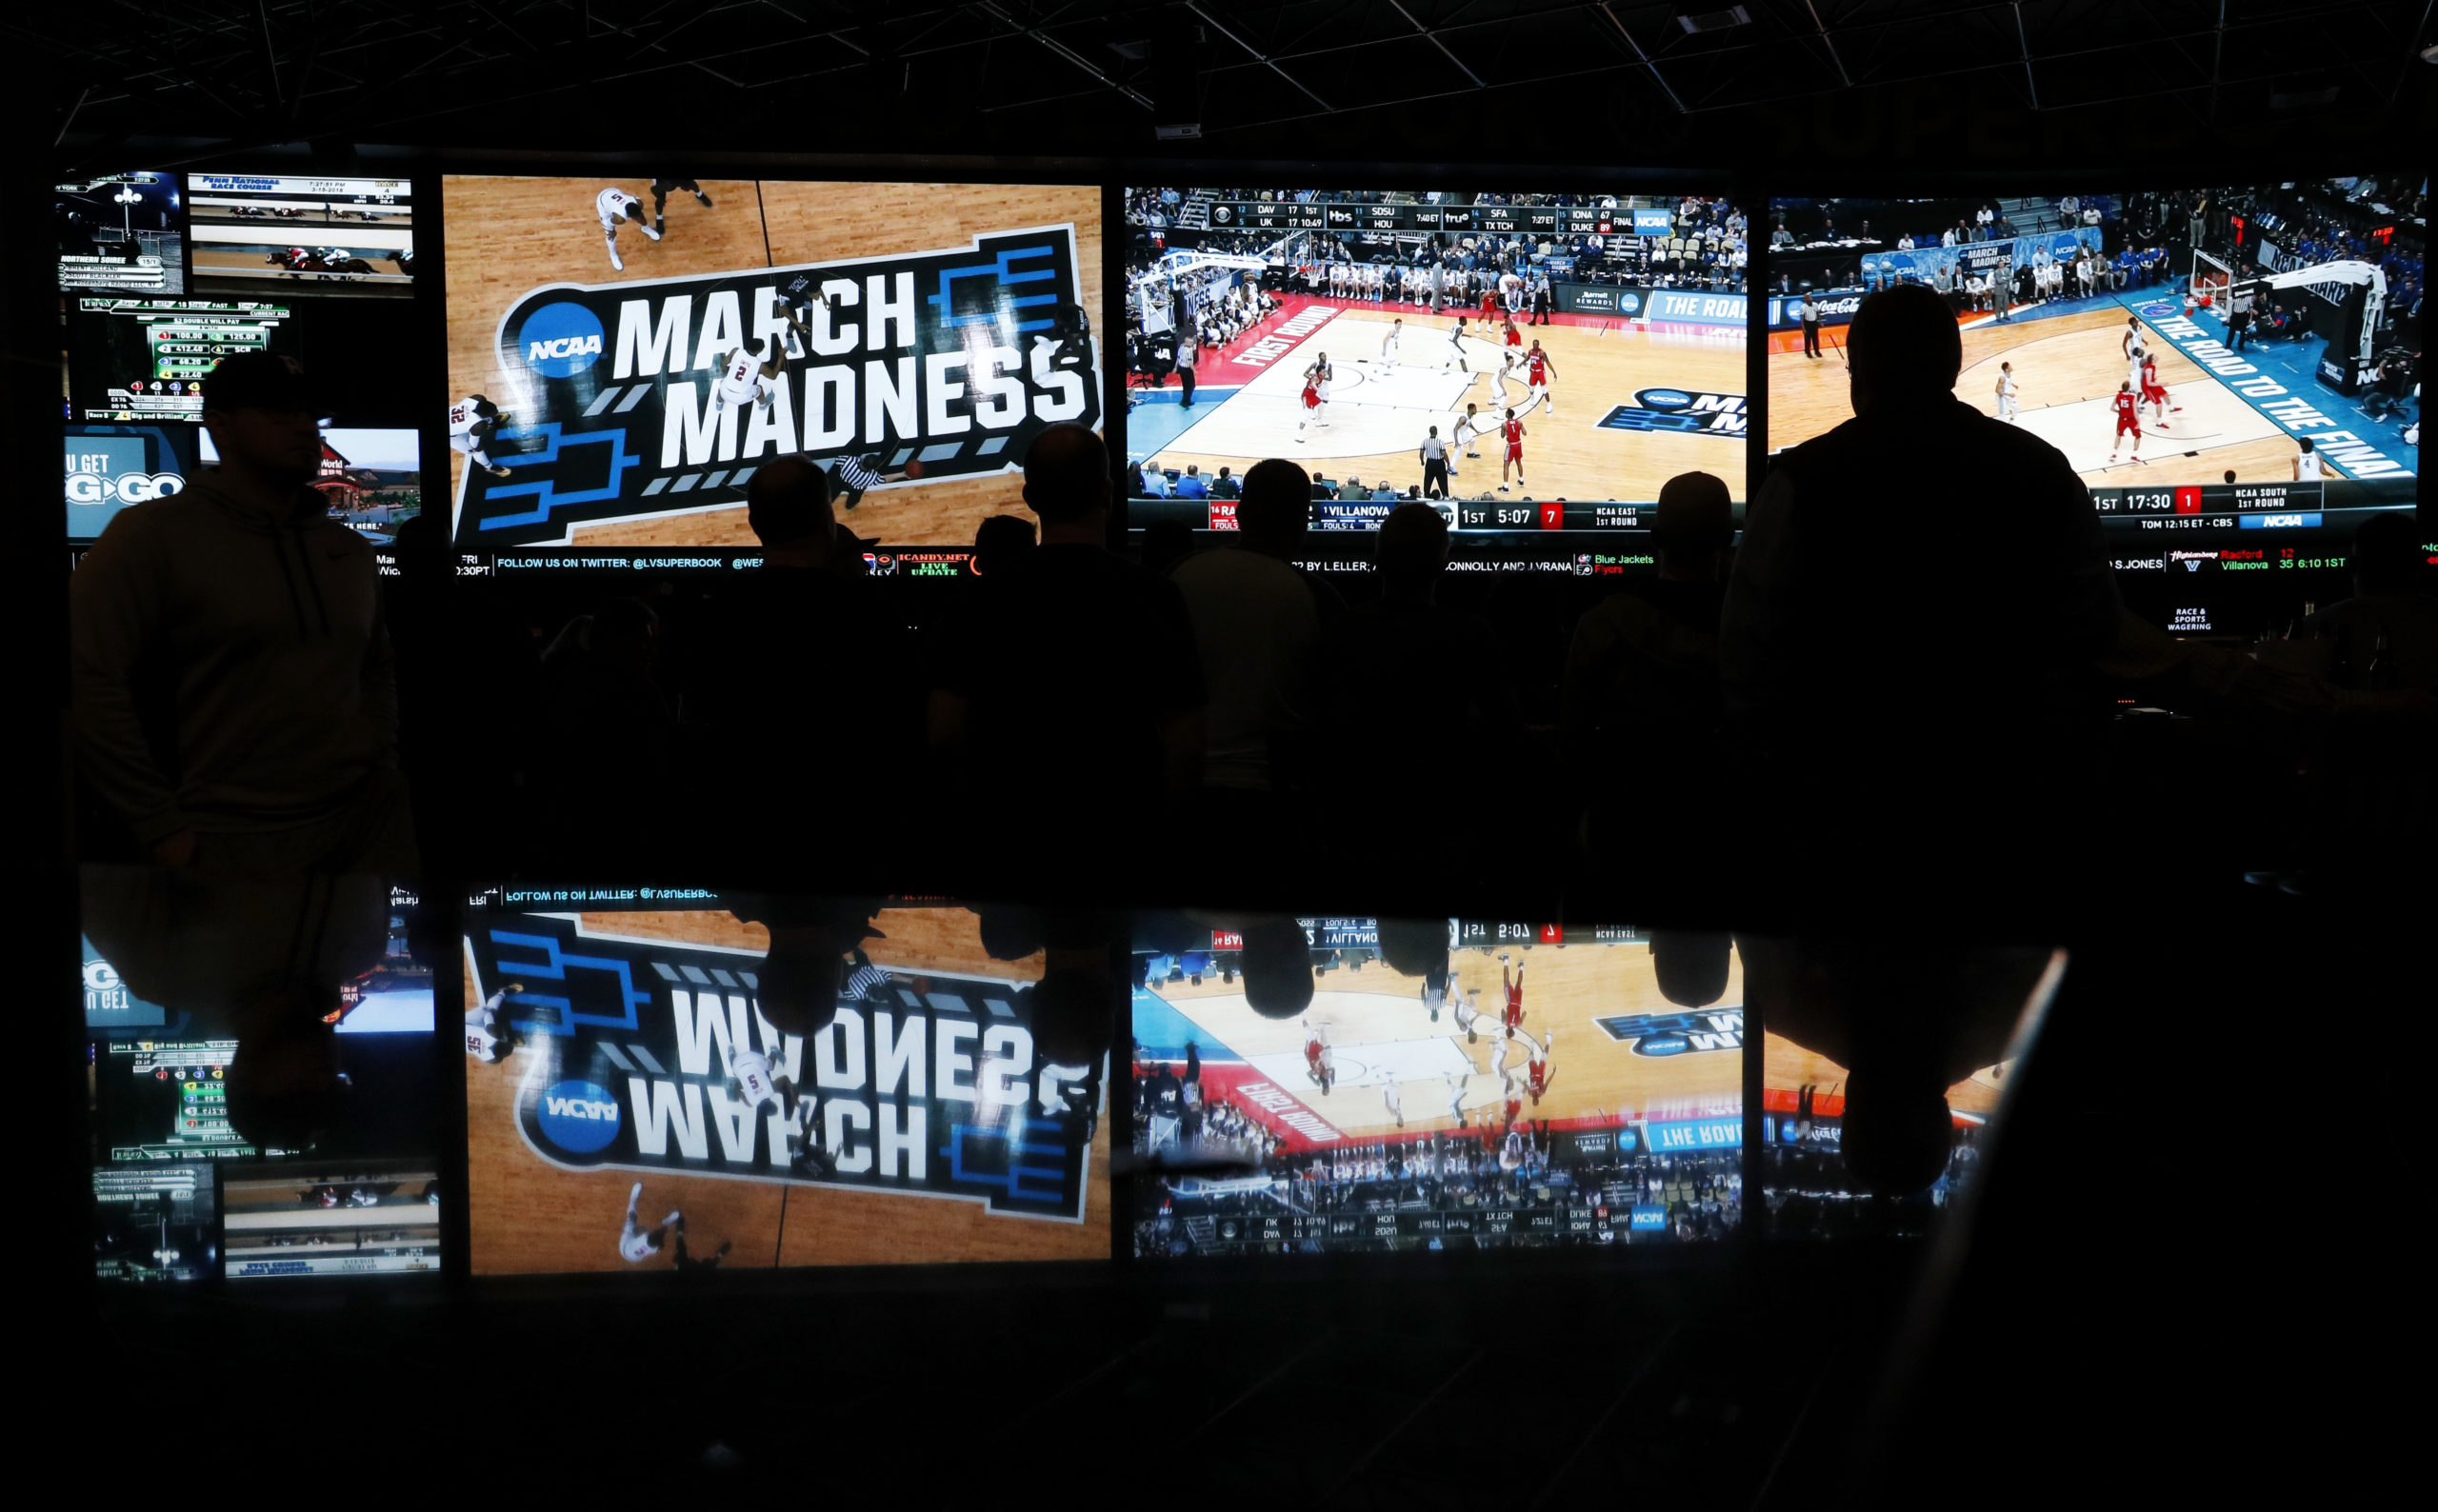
[20,0,2435,172]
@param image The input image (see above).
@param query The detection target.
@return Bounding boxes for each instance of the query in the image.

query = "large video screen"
[442,176,1102,572]
[84,871,440,1283]
[1767,182,2419,579]
[187,173,414,294]
[1125,189,1747,568]
[65,422,198,544]
[67,297,301,424]
[462,888,1109,1273]
[1131,917,1743,1257]
[56,172,185,293]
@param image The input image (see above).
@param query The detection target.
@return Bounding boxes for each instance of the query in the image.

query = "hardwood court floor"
[1769,306,2304,485]
[465,905,1109,1274]
[1150,938,1745,1144]
[1150,306,1747,506]
[443,177,1100,547]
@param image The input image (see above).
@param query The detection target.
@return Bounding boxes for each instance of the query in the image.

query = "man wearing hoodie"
[71,351,415,875]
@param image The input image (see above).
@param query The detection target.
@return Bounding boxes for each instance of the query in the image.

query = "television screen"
[200,426,421,545]
[83,871,442,1283]
[186,173,413,294]
[442,176,1102,574]
[66,297,301,424]
[65,422,198,544]
[461,888,1109,1273]
[1130,917,1743,1257]
[1124,189,1747,573]
[56,172,185,294]
[1766,183,2419,582]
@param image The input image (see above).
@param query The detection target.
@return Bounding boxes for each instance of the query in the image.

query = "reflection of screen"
[64,422,198,543]
[68,298,300,423]
[1765,183,2419,580]
[92,1165,215,1282]
[222,1163,440,1278]
[461,887,1109,1274]
[441,176,1103,563]
[97,1040,249,1161]
[200,427,422,546]
[56,172,185,293]
[1124,188,1748,566]
[187,174,412,293]
[1130,917,1743,1258]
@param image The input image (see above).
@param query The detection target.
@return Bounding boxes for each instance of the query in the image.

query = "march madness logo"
[1597,388,1746,438]
[1594,1009,1743,1057]
[470,914,1099,1222]
[455,226,1102,546]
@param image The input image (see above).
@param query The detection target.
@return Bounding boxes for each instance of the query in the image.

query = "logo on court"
[517,302,606,378]
[1595,1010,1743,1055]
[1597,388,1746,438]
[2139,301,2179,319]
[537,1079,622,1152]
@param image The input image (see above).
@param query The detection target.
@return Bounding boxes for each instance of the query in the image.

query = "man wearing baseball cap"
[71,351,416,874]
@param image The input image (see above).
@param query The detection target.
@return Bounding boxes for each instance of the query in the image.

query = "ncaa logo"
[518,301,607,379]
[2139,301,2178,319]
[536,1079,622,1152]
[1619,292,1642,313]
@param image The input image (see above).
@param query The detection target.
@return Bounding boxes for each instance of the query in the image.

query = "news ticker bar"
[1204,922,1643,950]
[1129,497,1656,533]
[1167,1204,1656,1246]
[452,548,976,577]
[1205,202,1621,236]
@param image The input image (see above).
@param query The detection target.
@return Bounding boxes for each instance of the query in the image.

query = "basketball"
[903,459,925,479]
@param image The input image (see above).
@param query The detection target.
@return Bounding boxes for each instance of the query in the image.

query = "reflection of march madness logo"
[1595,1009,1744,1057]
[457,226,1100,547]
[1597,388,1746,438]
[471,914,1097,1221]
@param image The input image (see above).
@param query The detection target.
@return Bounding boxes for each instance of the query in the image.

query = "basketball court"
[464,905,1111,1274]
[1145,301,1746,504]
[1145,937,1745,1146]
[443,177,1102,547]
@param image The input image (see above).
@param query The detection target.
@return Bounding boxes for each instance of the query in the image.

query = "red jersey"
[1301,382,1320,410]
[1527,1060,1549,1097]
[1503,418,1525,449]
[1503,323,1522,348]
[1503,1095,1523,1125]
[2112,391,2139,430]
[1304,1037,1323,1066]
[1479,290,1498,317]
[1504,976,1524,1024]
[1527,351,1549,384]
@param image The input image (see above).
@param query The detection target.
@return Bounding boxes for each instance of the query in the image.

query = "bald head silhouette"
[1847,284,1964,413]
[1022,423,1110,525]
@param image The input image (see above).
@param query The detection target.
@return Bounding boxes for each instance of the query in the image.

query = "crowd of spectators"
[2230,178,2425,339]
[1761,1124,1981,1240]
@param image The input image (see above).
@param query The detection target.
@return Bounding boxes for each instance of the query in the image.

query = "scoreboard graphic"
[451,225,1101,547]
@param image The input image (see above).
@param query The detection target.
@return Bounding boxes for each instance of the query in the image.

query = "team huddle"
[1300,954,1557,1135]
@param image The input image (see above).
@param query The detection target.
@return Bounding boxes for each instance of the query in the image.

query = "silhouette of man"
[71,351,415,874]
[1721,284,2119,920]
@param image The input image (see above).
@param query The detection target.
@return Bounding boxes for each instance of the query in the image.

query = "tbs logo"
[518,301,606,379]
[537,1079,621,1152]
[66,470,184,505]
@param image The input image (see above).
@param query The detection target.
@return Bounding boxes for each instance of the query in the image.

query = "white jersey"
[597,188,642,232]
[2296,450,2324,481]
[730,1046,784,1111]
[715,348,772,408]
[1381,328,1400,362]
[618,1224,660,1263]
[1997,371,2016,400]
[465,988,512,1064]
[448,396,486,440]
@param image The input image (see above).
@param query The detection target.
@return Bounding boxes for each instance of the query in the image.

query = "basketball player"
[2292,435,2324,483]
[2109,381,2144,466]
[595,186,662,272]
[714,339,781,415]
[1303,1021,1335,1095]
[2139,352,2179,428]
[1295,365,1324,442]
[1525,1030,1554,1105]
[618,1183,681,1263]
[1524,340,1556,416]
[448,394,512,478]
[1446,1073,1469,1128]
[463,980,525,1064]
[648,177,713,236]
[1451,402,1486,461]
[1378,317,1403,369]
[1441,315,1470,374]
[2122,316,2148,393]
[1500,954,1526,1036]
[1452,988,1486,1044]
[1497,408,1527,492]
[1499,1076,1525,1133]
[1500,315,1524,371]
[1383,1077,1405,1129]
[773,274,837,359]
[1993,362,2019,424]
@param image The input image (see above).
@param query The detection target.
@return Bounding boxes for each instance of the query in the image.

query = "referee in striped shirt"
[1419,427,1451,500]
